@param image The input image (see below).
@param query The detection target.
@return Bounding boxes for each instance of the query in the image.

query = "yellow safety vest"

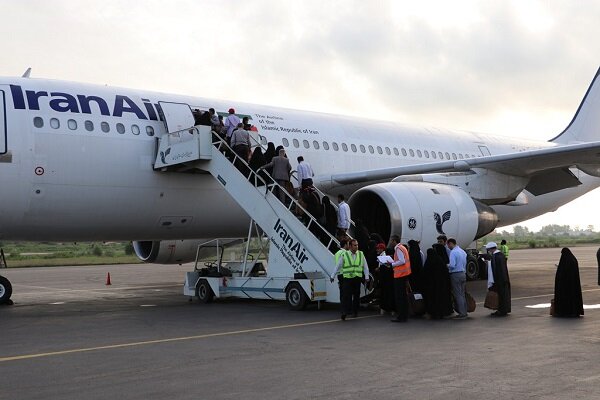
[342,250,364,279]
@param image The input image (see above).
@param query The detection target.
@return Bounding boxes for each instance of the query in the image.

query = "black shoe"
[352,313,358,318]
[391,318,407,323]
[490,312,507,317]
[341,314,346,321]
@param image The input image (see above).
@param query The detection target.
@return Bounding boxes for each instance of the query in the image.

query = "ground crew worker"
[331,239,369,320]
[388,234,411,322]
[332,238,350,300]
[500,239,509,264]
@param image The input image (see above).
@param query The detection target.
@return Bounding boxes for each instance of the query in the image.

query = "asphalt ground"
[1,246,600,400]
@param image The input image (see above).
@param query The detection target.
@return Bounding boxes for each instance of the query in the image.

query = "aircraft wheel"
[286,283,308,311]
[196,279,214,304]
[0,275,12,304]
[466,256,479,281]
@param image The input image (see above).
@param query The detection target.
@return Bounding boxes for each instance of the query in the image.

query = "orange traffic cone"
[106,272,112,285]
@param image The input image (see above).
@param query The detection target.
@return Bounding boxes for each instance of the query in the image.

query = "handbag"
[406,283,425,316]
[484,290,498,310]
[465,291,476,312]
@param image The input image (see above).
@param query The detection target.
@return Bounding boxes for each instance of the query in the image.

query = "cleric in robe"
[422,247,453,319]
[486,242,511,316]
[554,247,584,318]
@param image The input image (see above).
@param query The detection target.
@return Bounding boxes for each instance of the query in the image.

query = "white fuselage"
[0,77,597,241]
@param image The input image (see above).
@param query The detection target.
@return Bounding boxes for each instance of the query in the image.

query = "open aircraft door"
[158,101,195,134]
[0,89,6,154]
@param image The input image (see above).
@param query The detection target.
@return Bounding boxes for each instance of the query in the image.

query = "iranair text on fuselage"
[9,84,163,121]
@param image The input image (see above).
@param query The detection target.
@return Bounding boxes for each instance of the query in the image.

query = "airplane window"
[393,148,399,156]
[33,117,44,128]
[417,150,422,158]
[101,122,110,133]
[282,138,289,147]
[438,151,443,159]
[342,143,348,152]
[377,146,383,154]
[452,153,457,160]
[401,148,407,156]
[368,145,374,154]
[360,145,366,153]
[146,126,155,136]
[116,123,125,134]
[68,119,77,130]
[50,118,60,129]
[323,141,330,150]
[445,152,450,159]
[332,142,339,151]
[132,125,140,135]
[313,140,320,150]
[260,135,267,145]
[85,120,94,132]
[432,151,437,159]
[293,139,299,148]
[385,147,391,155]
[303,140,309,149]
[351,144,357,152]
[409,149,414,157]
[424,150,430,158]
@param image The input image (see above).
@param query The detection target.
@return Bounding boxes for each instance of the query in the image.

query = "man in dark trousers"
[486,242,511,316]
[331,239,369,320]
[388,234,411,322]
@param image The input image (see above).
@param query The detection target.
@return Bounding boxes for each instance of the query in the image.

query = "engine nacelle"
[348,182,498,247]
[133,239,241,264]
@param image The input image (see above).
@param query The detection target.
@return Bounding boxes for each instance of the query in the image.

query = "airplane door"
[478,145,491,156]
[0,89,6,154]
[157,101,195,133]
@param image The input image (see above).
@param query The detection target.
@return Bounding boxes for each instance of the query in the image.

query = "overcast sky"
[2,0,600,232]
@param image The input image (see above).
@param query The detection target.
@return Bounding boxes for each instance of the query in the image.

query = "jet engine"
[133,239,241,264]
[348,182,498,247]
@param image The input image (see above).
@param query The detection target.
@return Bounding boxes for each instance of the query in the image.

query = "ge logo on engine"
[408,218,417,230]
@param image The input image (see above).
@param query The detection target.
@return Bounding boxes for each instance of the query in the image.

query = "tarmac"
[1,246,600,400]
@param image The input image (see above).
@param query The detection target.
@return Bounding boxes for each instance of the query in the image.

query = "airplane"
[1,66,599,305]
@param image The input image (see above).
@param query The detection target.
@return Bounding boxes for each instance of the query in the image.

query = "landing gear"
[466,255,479,281]
[0,275,13,305]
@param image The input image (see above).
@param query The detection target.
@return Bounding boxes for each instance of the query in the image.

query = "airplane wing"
[331,141,600,195]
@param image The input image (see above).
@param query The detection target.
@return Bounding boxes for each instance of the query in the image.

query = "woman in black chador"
[407,240,424,293]
[554,247,584,318]
[422,247,453,319]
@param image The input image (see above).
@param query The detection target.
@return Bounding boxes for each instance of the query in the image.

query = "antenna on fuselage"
[22,68,32,78]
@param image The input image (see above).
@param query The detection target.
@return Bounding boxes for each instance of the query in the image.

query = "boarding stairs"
[153,124,345,304]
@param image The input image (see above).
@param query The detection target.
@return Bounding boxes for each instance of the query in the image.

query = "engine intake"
[348,182,497,247]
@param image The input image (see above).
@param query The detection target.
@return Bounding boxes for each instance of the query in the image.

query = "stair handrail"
[210,132,342,252]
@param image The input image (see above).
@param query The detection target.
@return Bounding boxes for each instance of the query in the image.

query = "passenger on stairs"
[231,123,251,175]
[296,156,315,188]
[209,108,220,130]
[320,195,338,242]
[248,147,267,186]
[259,148,292,204]
[336,194,351,238]
[224,108,241,143]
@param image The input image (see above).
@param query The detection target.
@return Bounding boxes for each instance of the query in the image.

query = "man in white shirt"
[223,108,241,142]
[447,238,468,319]
[336,194,351,237]
[296,156,314,188]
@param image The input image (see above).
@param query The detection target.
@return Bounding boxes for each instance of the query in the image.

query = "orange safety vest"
[393,244,411,278]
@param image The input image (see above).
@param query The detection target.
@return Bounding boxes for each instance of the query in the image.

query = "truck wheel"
[0,275,12,304]
[286,283,308,311]
[466,256,479,281]
[196,279,214,304]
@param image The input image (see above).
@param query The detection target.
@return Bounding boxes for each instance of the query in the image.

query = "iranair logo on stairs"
[272,219,309,273]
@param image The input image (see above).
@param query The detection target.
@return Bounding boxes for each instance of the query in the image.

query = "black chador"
[407,240,424,293]
[490,250,511,315]
[422,248,453,319]
[554,247,584,318]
